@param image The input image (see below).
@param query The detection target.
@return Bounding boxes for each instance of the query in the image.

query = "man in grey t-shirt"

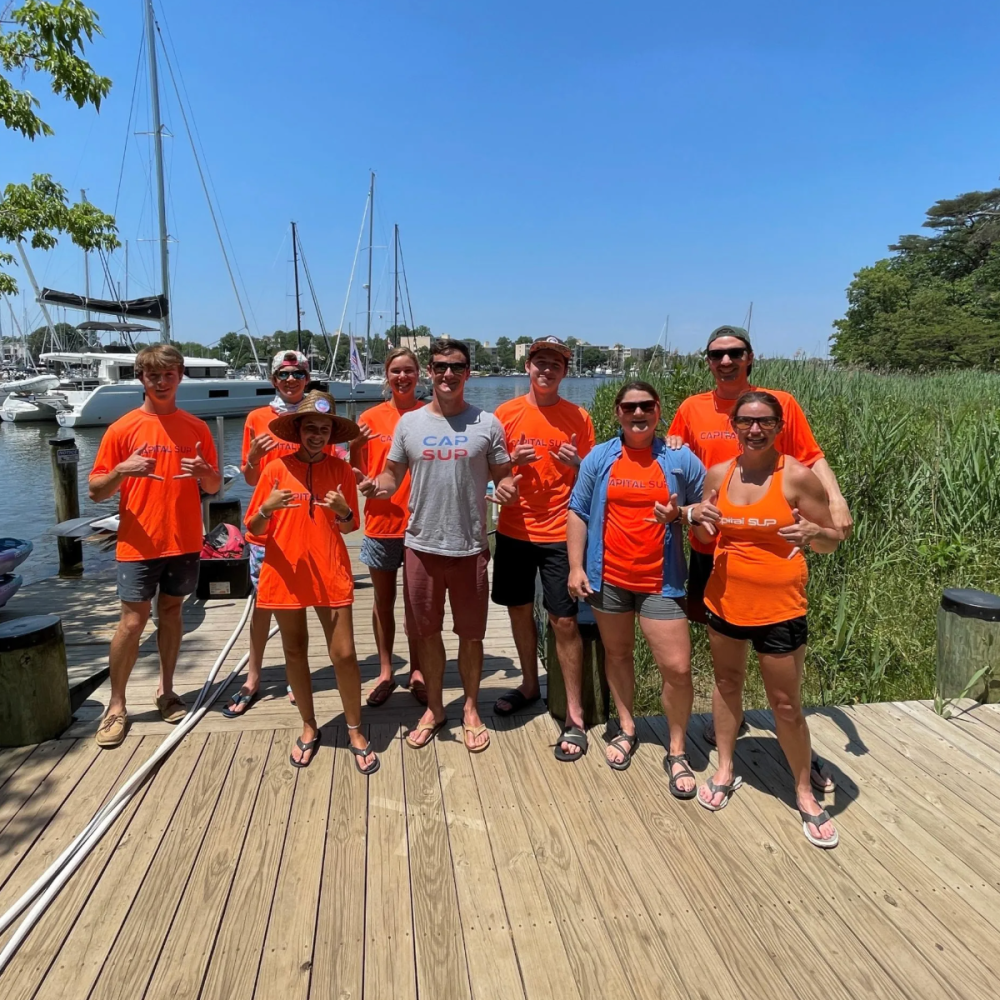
[360,338,518,754]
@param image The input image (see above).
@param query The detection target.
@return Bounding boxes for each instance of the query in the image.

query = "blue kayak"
[0,573,22,608]
[0,538,32,576]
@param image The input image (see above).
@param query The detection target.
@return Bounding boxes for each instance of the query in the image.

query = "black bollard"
[49,436,83,576]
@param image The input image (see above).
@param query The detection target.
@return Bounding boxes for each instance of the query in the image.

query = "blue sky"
[4,0,1000,357]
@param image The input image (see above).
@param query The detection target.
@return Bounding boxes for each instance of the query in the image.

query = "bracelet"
[335,510,353,523]
[259,508,273,520]
[685,506,701,526]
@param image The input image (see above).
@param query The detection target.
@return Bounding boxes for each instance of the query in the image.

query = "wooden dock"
[3,544,1000,998]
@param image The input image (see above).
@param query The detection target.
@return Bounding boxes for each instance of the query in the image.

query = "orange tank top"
[703,456,808,627]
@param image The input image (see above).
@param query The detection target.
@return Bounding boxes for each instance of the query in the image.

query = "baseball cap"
[527,336,572,360]
[270,349,310,375]
[705,326,753,353]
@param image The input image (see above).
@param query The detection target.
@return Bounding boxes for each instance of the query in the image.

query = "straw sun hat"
[269,391,360,445]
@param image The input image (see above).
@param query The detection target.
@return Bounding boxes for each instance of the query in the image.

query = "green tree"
[582,346,603,370]
[1,2,119,295]
[514,335,532,345]
[27,320,84,355]
[495,335,515,369]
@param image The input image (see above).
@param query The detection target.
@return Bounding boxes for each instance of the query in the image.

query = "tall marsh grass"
[590,359,1000,711]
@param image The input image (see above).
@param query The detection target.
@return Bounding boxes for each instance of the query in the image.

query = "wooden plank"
[0,741,73,837]
[0,740,101,891]
[732,712,993,1000]
[143,730,272,1000]
[433,731,526,1000]
[32,733,207,1000]
[87,732,239,1000]
[364,724,416,1000]
[466,724,581,1000]
[884,701,1000,778]
[253,728,334,1000]
[403,728,472,1000]
[309,730,368,1000]
[492,719,636,1000]
[199,733,296,1000]
[0,746,35,792]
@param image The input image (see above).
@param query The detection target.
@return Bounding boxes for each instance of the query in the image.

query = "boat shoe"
[95,710,129,748]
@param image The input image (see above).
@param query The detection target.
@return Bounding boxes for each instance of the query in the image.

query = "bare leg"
[232,606,272,707]
[495,604,541,712]
[592,608,637,765]
[107,600,151,715]
[369,568,399,685]
[400,561,423,687]
[410,633,448,746]
[274,609,320,765]
[154,592,185,700]
[457,637,487,749]
[699,628,748,808]
[316,606,376,769]
[639,615,694,793]
[551,614,586,756]
[759,647,836,841]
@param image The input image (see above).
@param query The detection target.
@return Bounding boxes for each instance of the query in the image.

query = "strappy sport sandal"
[605,730,639,771]
[697,775,743,812]
[290,729,322,768]
[554,725,588,762]
[666,753,698,799]
[800,808,839,849]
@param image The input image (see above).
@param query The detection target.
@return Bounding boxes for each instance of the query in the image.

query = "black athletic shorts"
[685,549,714,624]
[490,532,577,619]
[705,609,808,655]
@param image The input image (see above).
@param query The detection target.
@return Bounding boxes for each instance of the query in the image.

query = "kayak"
[0,573,22,608]
[0,538,32,576]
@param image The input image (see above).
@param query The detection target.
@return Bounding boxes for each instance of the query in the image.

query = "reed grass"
[590,359,1000,712]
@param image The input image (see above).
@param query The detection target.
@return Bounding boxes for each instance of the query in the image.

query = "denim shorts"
[586,582,687,620]
[360,535,406,572]
[117,552,200,603]
[248,543,266,590]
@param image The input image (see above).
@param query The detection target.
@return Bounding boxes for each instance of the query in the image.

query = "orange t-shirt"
[601,446,671,593]
[494,396,596,543]
[241,404,336,545]
[355,401,423,538]
[245,454,359,610]
[667,387,823,554]
[704,458,808,626]
[90,408,218,562]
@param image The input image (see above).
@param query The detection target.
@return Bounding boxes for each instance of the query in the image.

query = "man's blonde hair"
[135,344,184,376]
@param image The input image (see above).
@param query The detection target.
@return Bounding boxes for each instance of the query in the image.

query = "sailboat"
[1,0,272,426]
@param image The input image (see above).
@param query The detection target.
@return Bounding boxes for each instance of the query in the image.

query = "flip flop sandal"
[290,729,322,769]
[463,723,491,754]
[493,689,540,716]
[800,808,839,849]
[405,717,447,749]
[366,679,398,707]
[222,689,259,719]
[605,731,639,771]
[286,684,296,706]
[349,741,381,775]
[810,755,836,793]
[697,775,744,812]
[703,717,750,747]
[553,725,588,762]
[408,679,428,706]
[666,753,698,800]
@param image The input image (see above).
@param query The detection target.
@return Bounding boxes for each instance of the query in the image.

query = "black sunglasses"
[618,400,658,414]
[706,347,748,362]
[732,415,779,430]
[431,361,469,374]
[275,370,308,381]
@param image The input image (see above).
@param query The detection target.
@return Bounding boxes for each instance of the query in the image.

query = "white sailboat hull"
[0,394,69,422]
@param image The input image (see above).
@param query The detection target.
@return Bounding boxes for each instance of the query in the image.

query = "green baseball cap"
[706,326,752,353]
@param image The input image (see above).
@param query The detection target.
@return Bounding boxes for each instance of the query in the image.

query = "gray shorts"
[587,583,687,620]
[360,535,405,572]
[248,543,265,590]
[117,552,200,604]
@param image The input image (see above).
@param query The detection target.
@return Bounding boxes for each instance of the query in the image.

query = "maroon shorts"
[404,547,490,640]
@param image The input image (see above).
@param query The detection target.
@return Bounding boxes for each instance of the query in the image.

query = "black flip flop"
[810,755,836,793]
[494,689,540,716]
[289,729,322,768]
[605,730,639,771]
[222,689,259,719]
[666,752,698,799]
[349,741,380,775]
[554,725,588,762]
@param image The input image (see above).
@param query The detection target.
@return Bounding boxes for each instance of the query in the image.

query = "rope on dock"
[0,595,277,973]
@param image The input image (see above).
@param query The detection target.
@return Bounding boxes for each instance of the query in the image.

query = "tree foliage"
[832,187,1000,369]
[0,2,118,296]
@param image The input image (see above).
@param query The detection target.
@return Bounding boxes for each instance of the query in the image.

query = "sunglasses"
[431,361,469,375]
[618,400,658,414]
[707,348,748,362]
[275,370,308,381]
[732,415,779,430]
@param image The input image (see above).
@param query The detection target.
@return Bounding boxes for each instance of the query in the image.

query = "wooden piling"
[49,436,83,576]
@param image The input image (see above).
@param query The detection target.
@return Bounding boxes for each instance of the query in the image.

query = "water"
[0,376,610,584]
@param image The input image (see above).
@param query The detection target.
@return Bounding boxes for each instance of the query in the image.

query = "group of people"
[89,324,852,849]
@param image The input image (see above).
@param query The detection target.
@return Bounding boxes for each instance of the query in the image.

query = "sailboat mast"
[393,223,399,338]
[366,170,374,374]
[291,221,303,354]
[81,190,92,329]
[145,0,171,343]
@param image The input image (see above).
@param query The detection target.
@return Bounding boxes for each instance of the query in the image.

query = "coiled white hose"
[0,593,278,973]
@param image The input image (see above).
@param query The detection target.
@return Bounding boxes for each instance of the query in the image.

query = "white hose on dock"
[0,594,278,972]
